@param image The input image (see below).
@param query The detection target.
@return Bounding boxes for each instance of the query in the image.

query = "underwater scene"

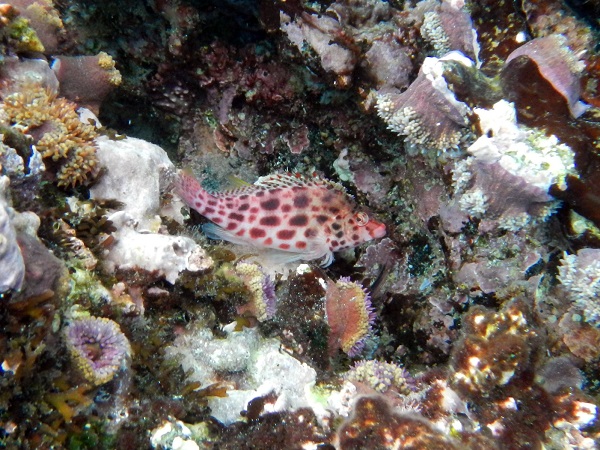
[1,0,600,448]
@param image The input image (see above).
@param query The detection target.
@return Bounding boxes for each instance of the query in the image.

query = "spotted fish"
[175,170,386,266]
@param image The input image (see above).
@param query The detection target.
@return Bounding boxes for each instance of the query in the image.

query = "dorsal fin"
[254,172,348,193]
[211,172,348,198]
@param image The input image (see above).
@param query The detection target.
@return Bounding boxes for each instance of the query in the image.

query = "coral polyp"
[64,316,131,386]
[2,84,99,187]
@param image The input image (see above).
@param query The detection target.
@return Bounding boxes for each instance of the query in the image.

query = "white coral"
[558,249,600,325]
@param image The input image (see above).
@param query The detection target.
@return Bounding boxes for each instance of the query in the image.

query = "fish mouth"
[369,222,387,239]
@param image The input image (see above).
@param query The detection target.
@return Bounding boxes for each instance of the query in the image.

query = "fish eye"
[355,212,369,226]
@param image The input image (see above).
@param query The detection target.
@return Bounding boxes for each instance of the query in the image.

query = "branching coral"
[2,84,99,187]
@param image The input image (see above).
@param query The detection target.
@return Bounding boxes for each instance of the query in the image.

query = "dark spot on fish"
[304,228,317,238]
[335,231,344,238]
[250,228,266,238]
[277,229,296,240]
[205,207,215,214]
[296,241,307,249]
[316,215,328,224]
[281,204,292,213]
[332,222,342,230]
[261,198,280,210]
[226,222,237,230]
[239,203,250,211]
[330,207,340,214]
[293,195,310,208]
[229,212,244,221]
[256,191,265,197]
[260,216,281,226]
[289,215,308,226]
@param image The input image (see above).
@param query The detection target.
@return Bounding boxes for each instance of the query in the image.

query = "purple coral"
[376,54,470,153]
[64,316,131,386]
[504,35,588,118]
[261,274,277,319]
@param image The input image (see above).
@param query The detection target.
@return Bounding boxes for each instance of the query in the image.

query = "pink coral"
[52,52,122,114]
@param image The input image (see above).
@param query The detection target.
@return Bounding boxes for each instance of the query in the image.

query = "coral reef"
[1,0,600,448]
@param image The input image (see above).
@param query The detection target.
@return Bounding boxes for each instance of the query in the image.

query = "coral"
[234,261,277,321]
[165,324,326,425]
[102,211,214,285]
[376,53,471,155]
[10,0,64,53]
[0,5,44,53]
[336,395,460,450]
[421,0,479,60]
[325,277,375,357]
[45,385,93,423]
[503,34,588,118]
[558,248,600,325]
[64,316,132,386]
[89,134,185,231]
[1,83,99,187]
[450,300,538,396]
[150,418,209,450]
[52,52,122,114]
[280,11,356,87]
[0,176,25,293]
[345,360,412,395]
[453,100,574,231]
[362,39,412,91]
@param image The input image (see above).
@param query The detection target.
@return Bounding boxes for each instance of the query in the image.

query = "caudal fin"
[174,168,205,210]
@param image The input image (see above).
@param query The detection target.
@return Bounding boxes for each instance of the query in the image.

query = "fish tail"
[174,168,212,213]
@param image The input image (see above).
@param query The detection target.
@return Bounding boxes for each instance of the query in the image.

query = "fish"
[175,170,386,266]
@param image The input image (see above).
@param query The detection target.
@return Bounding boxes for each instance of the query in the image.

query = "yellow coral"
[45,385,93,423]
[234,262,271,321]
[97,51,122,86]
[2,85,99,187]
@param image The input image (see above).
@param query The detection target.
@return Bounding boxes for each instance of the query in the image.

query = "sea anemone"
[325,277,376,357]
[234,261,277,321]
[64,316,131,386]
